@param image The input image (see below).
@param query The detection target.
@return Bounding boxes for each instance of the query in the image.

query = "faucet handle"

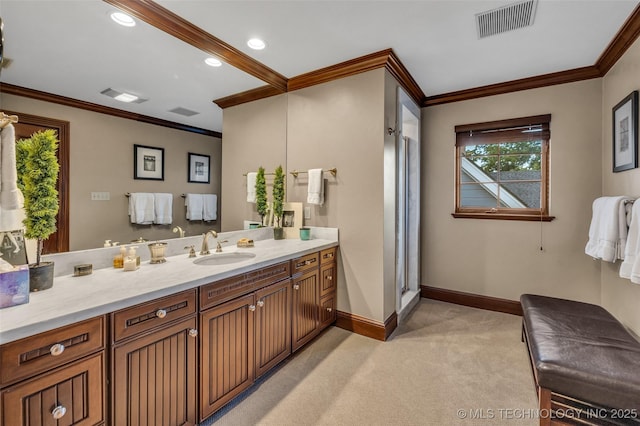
[184,245,196,258]
[215,240,228,253]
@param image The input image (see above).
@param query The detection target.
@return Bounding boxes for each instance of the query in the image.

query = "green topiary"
[16,129,60,266]
[255,166,268,225]
[272,165,285,228]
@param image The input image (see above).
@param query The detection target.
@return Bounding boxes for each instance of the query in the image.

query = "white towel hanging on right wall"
[307,169,324,206]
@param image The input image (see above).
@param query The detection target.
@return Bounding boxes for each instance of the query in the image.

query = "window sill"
[452,213,555,222]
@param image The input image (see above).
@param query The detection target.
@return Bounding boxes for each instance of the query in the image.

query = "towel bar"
[290,168,337,178]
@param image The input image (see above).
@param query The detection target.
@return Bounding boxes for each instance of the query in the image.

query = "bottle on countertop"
[123,246,139,271]
[113,245,126,268]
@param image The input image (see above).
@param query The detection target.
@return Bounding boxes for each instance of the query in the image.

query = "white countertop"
[0,237,338,344]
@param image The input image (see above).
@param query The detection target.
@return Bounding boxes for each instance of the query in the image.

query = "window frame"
[453,114,554,222]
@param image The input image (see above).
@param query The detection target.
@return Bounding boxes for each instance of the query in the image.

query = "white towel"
[185,193,204,221]
[154,193,173,225]
[585,196,632,262]
[620,200,640,279]
[0,124,22,211]
[247,172,257,203]
[307,168,324,206]
[203,194,217,221]
[128,193,155,225]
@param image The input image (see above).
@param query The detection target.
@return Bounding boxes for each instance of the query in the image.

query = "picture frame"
[612,90,638,173]
[134,144,164,180]
[282,202,303,239]
[188,152,210,184]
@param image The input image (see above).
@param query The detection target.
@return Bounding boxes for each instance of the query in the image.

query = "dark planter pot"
[29,261,55,292]
[273,227,285,240]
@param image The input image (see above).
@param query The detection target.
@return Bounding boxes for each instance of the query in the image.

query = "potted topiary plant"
[255,166,269,226]
[272,165,285,240]
[16,129,60,291]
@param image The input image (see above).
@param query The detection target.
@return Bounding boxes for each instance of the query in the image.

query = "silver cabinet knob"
[188,329,198,338]
[327,307,333,312]
[249,305,256,312]
[257,300,264,308]
[293,284,300,290]
[52,405,67,420]
[156,309,167,319]
[50,343,65,356]
[327,276,333,281]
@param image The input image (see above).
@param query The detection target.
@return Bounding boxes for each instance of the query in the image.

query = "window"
[454,114,554,221]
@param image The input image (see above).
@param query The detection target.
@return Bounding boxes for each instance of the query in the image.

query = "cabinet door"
[200,293,255,421]
[292,269,320,352]
[112,316,197,426]
[1,352,105,426]
[255,279,291,378]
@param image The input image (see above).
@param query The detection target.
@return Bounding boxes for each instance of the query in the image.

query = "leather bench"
[520,294,640,425]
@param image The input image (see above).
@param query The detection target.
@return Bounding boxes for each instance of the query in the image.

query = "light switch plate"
[91,191,110,201]
[304,206,311,219]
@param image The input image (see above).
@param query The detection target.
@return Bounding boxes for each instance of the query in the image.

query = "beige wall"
[220,94,287,231]
[222,69,389,322]
[601,36,640,334]
[422,79,603,304]
[1,93,222,251]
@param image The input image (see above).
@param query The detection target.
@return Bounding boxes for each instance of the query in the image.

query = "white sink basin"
[193,252,256,266]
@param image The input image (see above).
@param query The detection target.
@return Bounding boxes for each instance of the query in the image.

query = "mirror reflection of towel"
[154,193,173,225]
[129,193,155,225]
[185,194,203,221]
[203,194,217,221]
[247,172,257,203]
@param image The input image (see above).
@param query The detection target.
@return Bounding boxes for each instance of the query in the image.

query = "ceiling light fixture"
[247,38,266,50]
[110,12,136,27]
[114,92,139,103]
[205,57,222,67]
[101,88,147,104]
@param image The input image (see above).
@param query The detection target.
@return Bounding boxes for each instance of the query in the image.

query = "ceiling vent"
[169,107,199,117]
[476,0,538,39]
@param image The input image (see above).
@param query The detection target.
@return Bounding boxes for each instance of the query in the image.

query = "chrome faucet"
[200,230,218,255]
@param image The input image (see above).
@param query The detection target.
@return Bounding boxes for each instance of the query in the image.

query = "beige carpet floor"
[203,299,538,425]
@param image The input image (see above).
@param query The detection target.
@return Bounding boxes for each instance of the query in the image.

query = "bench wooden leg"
[539,387,552,426]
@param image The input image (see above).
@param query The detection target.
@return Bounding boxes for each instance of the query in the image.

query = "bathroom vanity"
[0,234,338,425]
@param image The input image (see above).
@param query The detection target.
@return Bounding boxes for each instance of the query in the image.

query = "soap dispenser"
[114,245,126,268]
[123,246,139,271]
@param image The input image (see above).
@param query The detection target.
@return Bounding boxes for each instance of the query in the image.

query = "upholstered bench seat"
[520,294,640,423]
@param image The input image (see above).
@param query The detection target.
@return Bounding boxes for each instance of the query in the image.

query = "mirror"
[0,1,274,251]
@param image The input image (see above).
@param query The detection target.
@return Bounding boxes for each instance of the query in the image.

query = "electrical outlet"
[304,206,311,219]
[91,191,110,201]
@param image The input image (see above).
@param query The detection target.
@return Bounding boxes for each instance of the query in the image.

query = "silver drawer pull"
[188,329,198,338]
[156,309,167,319]
[52,405,67,420]
[50,343,65,356]
[293,284,300,290]
[249,305,256,312]
[327,307,333,312]
[327,276,333,281]
[257,300,264,308]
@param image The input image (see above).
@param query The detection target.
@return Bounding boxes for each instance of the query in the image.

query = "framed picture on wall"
[612,90,638,173]
[188,152,210,183]
[134,144,164,180]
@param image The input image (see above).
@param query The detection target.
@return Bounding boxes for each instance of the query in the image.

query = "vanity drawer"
[320,247,337,265]
[291,252,319,275]
[112,289,197,343]
[319,294,336,329]
[0,316,105,387]
[200,261,290,310]
[320,263,337,297]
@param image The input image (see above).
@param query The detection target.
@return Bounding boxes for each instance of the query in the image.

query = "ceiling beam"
[103,0,288,92]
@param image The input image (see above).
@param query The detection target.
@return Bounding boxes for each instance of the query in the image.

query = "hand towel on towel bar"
[585,196,632,262]
[154,193,173,225]
[246,172,257,203]
[203,194,217,221]
[307,168,324,206]
[620,200,640,281]
[129,193,155,225]
[185,193,204,221]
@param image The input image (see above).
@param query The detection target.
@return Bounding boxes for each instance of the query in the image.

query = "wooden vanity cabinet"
[0,316,106,426]
[110,289,198,426]
[199,262,292,421]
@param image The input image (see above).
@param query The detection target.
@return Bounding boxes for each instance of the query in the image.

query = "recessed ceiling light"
[114,93,139,103]
[111,12,136,27]
[205,57,222,67]
[247,38,266,50]
[101,88,147,104]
